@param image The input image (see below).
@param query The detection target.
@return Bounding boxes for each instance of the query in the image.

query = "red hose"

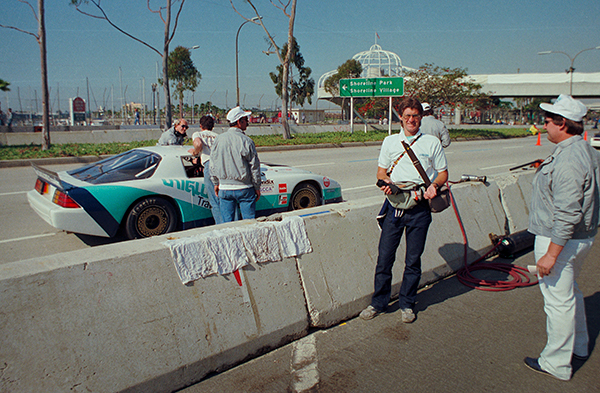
[446,182,538,291]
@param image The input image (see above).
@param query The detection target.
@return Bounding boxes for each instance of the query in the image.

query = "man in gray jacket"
[524,94,600,381]
[210,106,261,222]
[420,103,450,148]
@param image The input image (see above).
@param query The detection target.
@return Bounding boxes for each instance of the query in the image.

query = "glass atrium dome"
[318,44,413,99]
[353,44,405,78]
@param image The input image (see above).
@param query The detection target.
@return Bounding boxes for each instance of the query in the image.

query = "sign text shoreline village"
[339,77,404,97]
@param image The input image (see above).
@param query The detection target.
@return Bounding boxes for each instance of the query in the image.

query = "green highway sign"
[339,77,404,97]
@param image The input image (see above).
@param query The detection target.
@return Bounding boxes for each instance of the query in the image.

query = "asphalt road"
[0,135,556,264]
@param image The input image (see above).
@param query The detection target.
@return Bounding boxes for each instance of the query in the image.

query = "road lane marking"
[480,163,516,170]
[293,162,335,168]
[0,191,28,197]
[342,185,374,191]
[0,233,57,245]
[290,334,319,392]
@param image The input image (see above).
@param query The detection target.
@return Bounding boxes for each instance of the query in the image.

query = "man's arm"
[440,124,451,148]
[423,169,448,199]
[188,137,204,156]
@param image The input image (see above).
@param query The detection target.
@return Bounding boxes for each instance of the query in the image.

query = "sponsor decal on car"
[279,195,288,205]
[162,179,204,197]
[279,184,287,193]
[323,177,330,187]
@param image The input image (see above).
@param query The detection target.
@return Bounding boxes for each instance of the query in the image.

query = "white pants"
[534,235,593,381]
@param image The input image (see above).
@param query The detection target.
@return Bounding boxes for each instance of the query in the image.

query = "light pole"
[538,45,600,95]
[151,83,157,125]
[236,16,262,107]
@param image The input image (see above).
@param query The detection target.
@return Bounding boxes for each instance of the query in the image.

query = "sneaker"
[523,357,567,381]
[572,353,589,361]
[359,305,381,320]
[401,308,415,323]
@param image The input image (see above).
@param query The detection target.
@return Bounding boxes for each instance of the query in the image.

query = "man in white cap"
[524,94,600,380]
[209,106,261,222]
[419,103,450,148]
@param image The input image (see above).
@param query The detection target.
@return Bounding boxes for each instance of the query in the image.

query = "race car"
[27,145,343,239]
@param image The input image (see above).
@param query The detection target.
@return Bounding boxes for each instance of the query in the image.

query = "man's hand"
[423,184,438,200]
[255,189,261,200]
[214,185,219,196]
[536,241,563,277]
[376,178,394,195]
[536,253,557,277]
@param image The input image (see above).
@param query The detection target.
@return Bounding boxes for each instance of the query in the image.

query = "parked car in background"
[590,132,600,149]
[27,146,343,239]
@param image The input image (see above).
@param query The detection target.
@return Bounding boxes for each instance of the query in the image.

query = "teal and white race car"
[27,145,343,239]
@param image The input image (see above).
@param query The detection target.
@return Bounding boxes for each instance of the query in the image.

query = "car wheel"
[125,197,178,239]
[290,183,321,210]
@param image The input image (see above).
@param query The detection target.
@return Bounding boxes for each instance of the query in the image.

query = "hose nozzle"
[460,174,487,183]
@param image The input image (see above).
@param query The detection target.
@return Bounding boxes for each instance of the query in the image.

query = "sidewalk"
[180,234,600,393]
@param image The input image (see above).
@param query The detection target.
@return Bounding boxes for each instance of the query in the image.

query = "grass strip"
[0,127,537,161]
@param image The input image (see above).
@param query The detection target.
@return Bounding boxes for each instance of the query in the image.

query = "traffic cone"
[536,132,542,146]
[584,131,588,141]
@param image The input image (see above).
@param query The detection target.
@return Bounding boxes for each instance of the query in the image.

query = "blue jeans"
[203,162,222,225]
[371,200,432,311]
[219,187,257,222]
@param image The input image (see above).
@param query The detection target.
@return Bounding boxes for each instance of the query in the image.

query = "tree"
[323,59,362,96]
[0,79,10,92]
[1,0,51,150]
[231,0,297,140]
[70,0,186,128]
[269,37,314,109]
[403,63,488,111]
[165,46,201,119]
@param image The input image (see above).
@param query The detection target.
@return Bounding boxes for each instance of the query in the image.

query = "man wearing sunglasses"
[157,118,189,146]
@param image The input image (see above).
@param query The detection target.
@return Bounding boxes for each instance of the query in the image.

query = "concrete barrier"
[0,173,534,391]
[0,220,309,393]
[297,180,507,328]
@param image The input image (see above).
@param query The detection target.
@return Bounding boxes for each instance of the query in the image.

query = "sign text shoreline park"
[339,77,404,97]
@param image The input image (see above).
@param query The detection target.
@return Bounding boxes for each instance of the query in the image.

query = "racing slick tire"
[125,197,178,239]
[290,183,321,210]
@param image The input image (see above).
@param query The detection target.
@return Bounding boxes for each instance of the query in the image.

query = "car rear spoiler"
[31,162,63,190]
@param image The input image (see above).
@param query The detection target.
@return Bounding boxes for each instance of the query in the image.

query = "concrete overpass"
[469,72,600,99]
[317,72,600,101]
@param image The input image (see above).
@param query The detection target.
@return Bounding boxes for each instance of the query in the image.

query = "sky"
[1,0,599,115]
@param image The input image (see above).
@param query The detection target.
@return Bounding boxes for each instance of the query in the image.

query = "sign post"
[69,97,86,126]
[339,77,404,133]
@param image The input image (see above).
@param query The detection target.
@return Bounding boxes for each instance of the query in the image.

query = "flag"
[376,32,380,39]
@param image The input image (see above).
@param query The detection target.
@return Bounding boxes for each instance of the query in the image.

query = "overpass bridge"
[469,72,600,99]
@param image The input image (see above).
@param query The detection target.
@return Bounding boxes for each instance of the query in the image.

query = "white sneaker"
[359,305,381,320]
[401,308,415,323]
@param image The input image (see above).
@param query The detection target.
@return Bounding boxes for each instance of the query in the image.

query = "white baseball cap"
[539,94,587,122]
[227,106,252,123]
[422,103,431,111]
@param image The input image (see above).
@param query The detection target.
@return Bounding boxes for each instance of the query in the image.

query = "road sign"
[339,77,404,97]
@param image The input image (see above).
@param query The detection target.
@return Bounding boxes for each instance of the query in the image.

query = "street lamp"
[151,83,157,125]
[538,45,600,95]
[236,16,262,106]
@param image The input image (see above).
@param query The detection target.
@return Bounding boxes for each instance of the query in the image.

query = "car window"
[68,150,162,184]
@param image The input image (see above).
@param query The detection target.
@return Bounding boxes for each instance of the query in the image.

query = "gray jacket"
[528,135,600,246]
[420,115,451,148]
[209,127,261,190]
[157,127,186,146]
